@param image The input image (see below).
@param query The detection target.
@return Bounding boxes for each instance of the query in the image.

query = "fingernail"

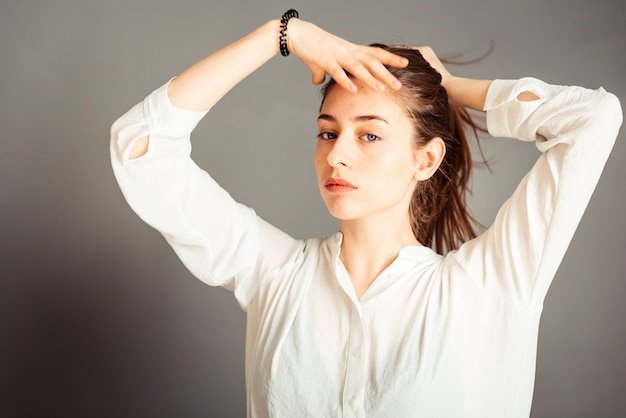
[394,79,402,89]
[377,82,386,91]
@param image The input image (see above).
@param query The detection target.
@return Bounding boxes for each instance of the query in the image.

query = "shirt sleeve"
[110,79,304,310]
[448,77,622,308]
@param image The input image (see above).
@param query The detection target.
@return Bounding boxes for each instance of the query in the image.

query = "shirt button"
[349,398,357,408]
[352,348,362,358]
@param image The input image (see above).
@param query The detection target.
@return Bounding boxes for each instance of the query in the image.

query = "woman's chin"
[325,205,361,222]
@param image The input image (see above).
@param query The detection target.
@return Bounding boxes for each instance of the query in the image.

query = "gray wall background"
[1,0,624,417]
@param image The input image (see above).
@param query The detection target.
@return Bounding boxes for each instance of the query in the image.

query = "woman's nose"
[326,135,353,168]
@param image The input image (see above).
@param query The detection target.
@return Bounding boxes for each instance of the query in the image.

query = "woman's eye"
[318,132,337,140]
[361,133,380,142]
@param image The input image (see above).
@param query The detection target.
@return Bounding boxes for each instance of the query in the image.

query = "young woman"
[110,11,622,418]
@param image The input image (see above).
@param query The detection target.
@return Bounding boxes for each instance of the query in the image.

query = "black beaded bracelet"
[279,9,299,57]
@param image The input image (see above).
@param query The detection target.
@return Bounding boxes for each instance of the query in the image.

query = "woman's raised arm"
[129,17,408,158]
[415,45,540,109]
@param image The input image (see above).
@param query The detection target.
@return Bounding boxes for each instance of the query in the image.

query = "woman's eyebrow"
[317,113,390,124]
[317,113,336,122]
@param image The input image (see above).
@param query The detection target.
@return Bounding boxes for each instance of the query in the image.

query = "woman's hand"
[404,45,492,111]
[412,46,454,87]
[286,19,408,92]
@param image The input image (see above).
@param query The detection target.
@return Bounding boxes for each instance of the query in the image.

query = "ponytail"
[410,104,485,253]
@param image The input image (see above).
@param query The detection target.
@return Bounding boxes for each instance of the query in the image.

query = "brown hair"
[320,45,486,254]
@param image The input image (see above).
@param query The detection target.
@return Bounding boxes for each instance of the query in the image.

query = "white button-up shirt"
[111,77,621,417]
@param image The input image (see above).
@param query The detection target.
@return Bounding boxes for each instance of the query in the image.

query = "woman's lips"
[325,177,357,193]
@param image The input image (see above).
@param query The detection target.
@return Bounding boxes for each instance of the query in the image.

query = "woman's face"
[315,81,420,223]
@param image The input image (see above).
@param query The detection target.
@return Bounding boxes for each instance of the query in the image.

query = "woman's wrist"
[445,76,493,111]
[283,17,309,59]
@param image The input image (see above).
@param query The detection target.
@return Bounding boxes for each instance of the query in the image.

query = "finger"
[326,62,357,92]
[413,46,452,79]
[415,46,437,65]
[350,49,403,91]
[365,59,403,91]
[370,46,409,69]
[346,60,387,92]
[311,68,326,85]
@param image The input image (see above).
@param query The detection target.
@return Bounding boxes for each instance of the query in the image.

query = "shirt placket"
[333,249,368,417]
[342,302,367,418]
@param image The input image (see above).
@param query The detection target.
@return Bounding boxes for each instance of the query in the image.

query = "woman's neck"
[339,215,420,299]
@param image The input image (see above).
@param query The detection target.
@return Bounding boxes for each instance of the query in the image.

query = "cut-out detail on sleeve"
[516,91,540,102]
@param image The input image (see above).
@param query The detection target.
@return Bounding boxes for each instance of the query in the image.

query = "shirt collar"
[322,232,444,304]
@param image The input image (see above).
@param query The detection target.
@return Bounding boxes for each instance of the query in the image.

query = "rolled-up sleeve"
[110,80,302,309]
[450,77,622,308]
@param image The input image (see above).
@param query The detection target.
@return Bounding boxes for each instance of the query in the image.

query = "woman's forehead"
[319,83,406,123]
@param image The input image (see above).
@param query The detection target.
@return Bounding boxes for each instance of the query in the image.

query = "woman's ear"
[414,137,446,181]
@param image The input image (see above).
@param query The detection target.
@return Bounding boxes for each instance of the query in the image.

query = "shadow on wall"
[1,249,247,418]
